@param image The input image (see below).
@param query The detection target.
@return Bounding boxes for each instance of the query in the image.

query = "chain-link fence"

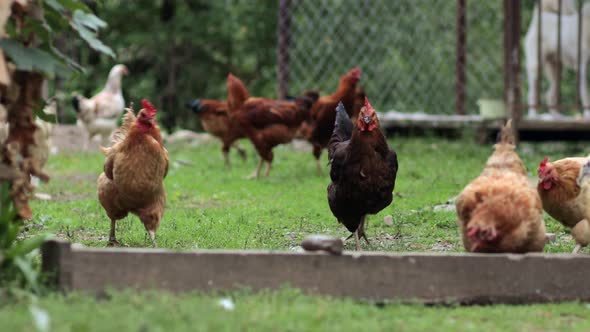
[279,0,506,115]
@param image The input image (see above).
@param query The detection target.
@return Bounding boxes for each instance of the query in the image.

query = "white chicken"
[72,64,129,148]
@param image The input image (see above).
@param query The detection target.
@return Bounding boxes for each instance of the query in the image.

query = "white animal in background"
[71,64,129,148]
[35,97,58,157]
[524,0,590,118]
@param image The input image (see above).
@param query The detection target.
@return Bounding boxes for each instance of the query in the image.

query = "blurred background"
[53,0,572,132]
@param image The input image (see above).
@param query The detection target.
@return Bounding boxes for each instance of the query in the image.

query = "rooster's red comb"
[540,157,549,167]
[141,99,157,117]
[350,67,361,79]
[363,97,375,115]
[538,157,550,172]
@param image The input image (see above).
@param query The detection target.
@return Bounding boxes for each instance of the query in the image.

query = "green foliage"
[57,0,278,131]
[3,0,114,77]
[0,39,67,75]
[0,183,52,293]
[0,0,110,294]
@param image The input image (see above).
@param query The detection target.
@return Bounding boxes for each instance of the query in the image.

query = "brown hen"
[97,99,168,246]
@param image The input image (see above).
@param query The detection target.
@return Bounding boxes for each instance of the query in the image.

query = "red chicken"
[220,73,251,159]
[185,98,246,166]
[456,121,546,253]
[327,98,398,250]
[97,99,169,246]
[232,91,319,178]
[226,73,250,113]
[307,67,361,173]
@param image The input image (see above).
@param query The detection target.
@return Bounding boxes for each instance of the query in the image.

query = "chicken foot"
[246,159,265,179]
[146,229,157,248]
[357,216,370,245]
[344,216,370,251]
[107,219,120,247]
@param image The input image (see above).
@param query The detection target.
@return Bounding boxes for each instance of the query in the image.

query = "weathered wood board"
[41,240,590,304]
[379,112,590,131]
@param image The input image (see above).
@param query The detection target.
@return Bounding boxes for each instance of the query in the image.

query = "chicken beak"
[362,115,371,124]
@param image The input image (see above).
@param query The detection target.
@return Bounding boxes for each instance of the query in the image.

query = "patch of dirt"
[54,230,108,244]
[290,139,313,153]
[430,241,458,252]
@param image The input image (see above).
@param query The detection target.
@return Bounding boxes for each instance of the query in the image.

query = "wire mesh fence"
[280,0,505,114]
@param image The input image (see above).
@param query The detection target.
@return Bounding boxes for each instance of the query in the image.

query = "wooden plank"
[379,112,590,132]
[42,240,590,304]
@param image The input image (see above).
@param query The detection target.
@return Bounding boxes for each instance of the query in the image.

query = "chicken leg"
[107,219,120,247]
[571,219,590,254]
[356,216,370,245]
[264,161,272,177]
[246,159,265,179]
[223,151,231,168]
[344,216,370,250]
[147,229,157,248]
[354,229,361,251]
[234,143,247,161]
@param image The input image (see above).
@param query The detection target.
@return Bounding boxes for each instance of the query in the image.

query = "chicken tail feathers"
[110,108,137,146]
[498,119,515,145]
[226,73,250,113]
[334,101,353,140]
[71,95,81,113]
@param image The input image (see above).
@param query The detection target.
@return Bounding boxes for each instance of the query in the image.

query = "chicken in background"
[298,85,365,140]
[350,86,367,124]
[32,98,57,175]
[97,99,168,246]
[72,64,129,148]
[307,67,361,173]
[226,73,251,113]
[538,156,590,253]
[231,90,319,178]
[456,121,546,253]
[327,98,398,250]
[220,73,251,161]
[185,98,246,166]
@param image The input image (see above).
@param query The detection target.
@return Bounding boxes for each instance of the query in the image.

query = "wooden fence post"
[456,0,467,115]
[277,0,291,100]
[504,0,521,144]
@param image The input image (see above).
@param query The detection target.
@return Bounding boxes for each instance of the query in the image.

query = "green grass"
[2,289,590,332]
[4,135,590,331]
